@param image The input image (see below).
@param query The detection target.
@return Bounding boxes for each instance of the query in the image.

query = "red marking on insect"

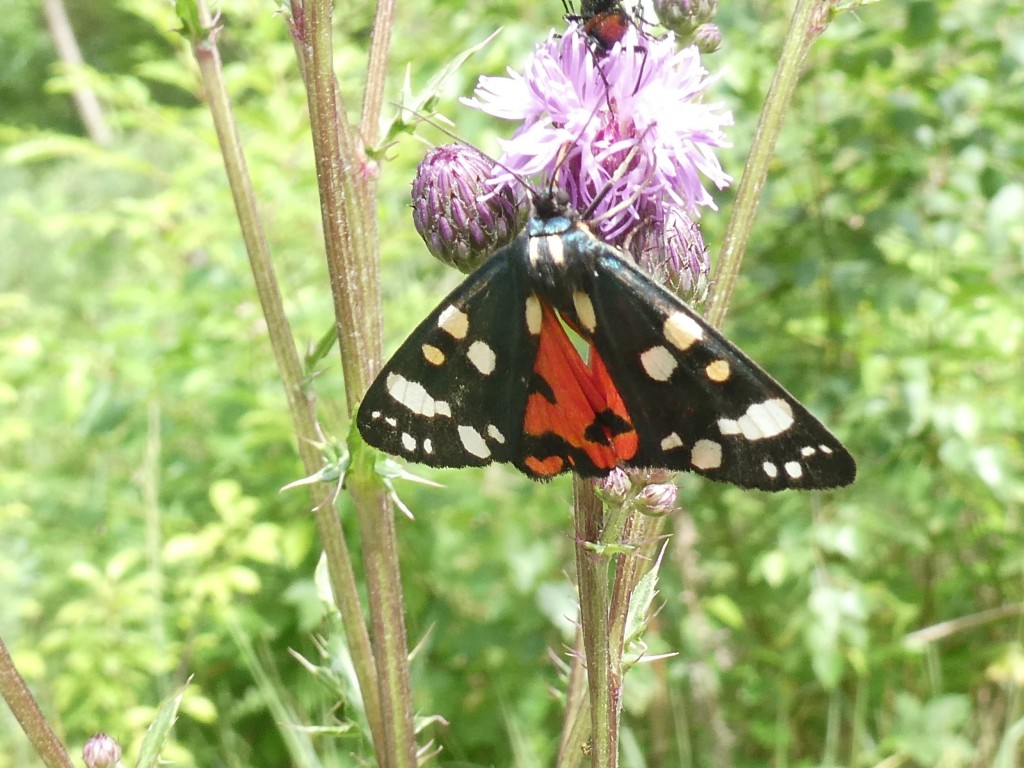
[523,304,638,475]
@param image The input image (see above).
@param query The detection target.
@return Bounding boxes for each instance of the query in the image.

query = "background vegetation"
[2,0,1022,765]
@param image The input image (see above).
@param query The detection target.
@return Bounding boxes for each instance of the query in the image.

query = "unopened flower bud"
[638,482,678,514]
[654,0,718,40]
[83,733,122,768]
[597,467,632,504]
[637,209,710,301]
[411,144,526,273]
[694,23,722,54]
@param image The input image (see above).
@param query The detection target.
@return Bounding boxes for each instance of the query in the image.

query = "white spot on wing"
[784,461,803,479]
[660,432,684,451]
[437,305,469,339]
[386,373,452,417]
[525,295,542,335]
[819,444,833,454]
[371,410,381,419]
[467,340,497,375]
[487,424,506,444]
[546,234,565,265]
[573,291,597,333]
[763,461,778,478]
[423,438,433,454]
[691,439,722,470]
[458,425,490,458]
[640,345,678,382]
[801,446,816,457]
[401,433,416,452]
[664,312,704,351]
[717,399,794,440]
[385,416,397,427]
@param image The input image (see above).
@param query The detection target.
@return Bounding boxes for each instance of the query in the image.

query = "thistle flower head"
[464,25,732,249]
[636,206,710,300]
[411,143,526,273]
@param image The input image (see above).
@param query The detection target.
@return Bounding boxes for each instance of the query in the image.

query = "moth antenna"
[395,103,540,202]
[579,122,656,223]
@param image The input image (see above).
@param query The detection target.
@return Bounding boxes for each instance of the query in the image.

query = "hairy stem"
[182,0,398,760]
[706,0,830,328]
[0,637,73,768]
[294,0,416,765]
[574,478,620,768]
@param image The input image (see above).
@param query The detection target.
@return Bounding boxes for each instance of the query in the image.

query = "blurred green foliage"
[1,0,1022,766]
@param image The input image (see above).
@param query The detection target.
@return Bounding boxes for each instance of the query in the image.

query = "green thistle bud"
[654,0,718,41]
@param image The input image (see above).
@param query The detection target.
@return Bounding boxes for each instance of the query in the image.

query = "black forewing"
[579,244,856,490]
[356,237,539,469]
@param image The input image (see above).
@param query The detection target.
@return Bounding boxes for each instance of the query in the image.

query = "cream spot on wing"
[401,433,416,452]
[370,410,381,419]
[421,344,445,365]
[717,399,794,440]
[705,359,730,382]
[386,373,452,417]
[467,340,496,375]
[801,446,817,457]
[640,345,678,382]
[691,439,722,470]
[385,416,397,427]
[458,425,490,459]
[487,424,506,444]
[660,432,684,451]
[784,461,803,479]
[525,295,542,335]
[819,444,833,454]
[528,237,542,267]
[545,234,565,265]
[763,461,778,478]
[423,438,433,454]
[573,291,597,333]
[437,305,469,339]
[664,311,704,351]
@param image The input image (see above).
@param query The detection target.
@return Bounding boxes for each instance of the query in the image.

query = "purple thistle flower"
[464,25,732,251]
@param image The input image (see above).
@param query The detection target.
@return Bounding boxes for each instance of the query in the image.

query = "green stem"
[0,636,73,768]
[574,477,619,768]
[705,0,829,329]
[296,0,416,765]
[184,0,395,760]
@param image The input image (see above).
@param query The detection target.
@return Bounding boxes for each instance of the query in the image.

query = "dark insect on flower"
[573,0,636,53]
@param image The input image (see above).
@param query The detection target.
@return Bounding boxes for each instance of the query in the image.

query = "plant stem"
[574,477,620,768]
[294,0,417,764]
[184,0,396,760]
[705,0,829,329]
[0,636,73,768]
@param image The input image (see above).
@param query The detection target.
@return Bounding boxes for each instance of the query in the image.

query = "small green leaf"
[134,680,189,768]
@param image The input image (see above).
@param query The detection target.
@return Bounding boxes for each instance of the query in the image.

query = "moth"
[357,189,856,491]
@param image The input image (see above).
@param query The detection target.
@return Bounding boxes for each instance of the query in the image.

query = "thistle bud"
[83,733,122,768]
[636,209,710,301]
[597,467,632,504]
[411,144,526,273]
[638,482,678,515]
[654,0,718,40]
[694,23,722,54]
